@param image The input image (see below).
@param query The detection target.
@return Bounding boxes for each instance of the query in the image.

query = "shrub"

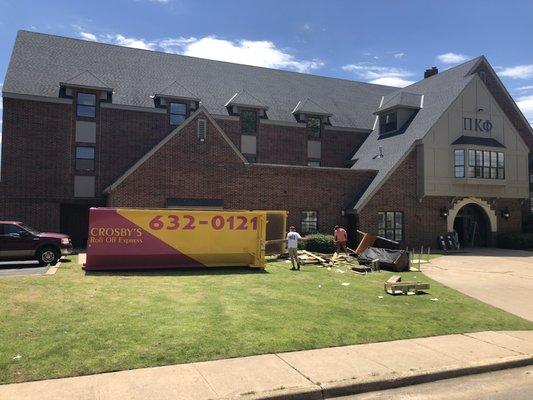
[301,233,336,254]
[497,233,533,250]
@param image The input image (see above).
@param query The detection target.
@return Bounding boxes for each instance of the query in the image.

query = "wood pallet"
[384,275,430,295]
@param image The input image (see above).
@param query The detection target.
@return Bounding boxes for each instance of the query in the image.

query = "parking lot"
[422,248,533,322]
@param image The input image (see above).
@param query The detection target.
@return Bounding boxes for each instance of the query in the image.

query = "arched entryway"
[447,198,497,248]
[453,203,490,247]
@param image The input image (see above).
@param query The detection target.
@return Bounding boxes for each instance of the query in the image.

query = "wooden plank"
[301,250,327,263]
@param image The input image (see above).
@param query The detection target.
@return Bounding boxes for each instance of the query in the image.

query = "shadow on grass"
[84,266,270,277]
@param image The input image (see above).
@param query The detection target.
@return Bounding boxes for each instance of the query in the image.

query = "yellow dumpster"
[84,208,286,271]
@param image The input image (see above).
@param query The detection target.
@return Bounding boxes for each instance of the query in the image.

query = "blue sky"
[1,0,533,147]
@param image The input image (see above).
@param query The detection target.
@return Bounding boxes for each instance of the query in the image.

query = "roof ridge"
[15,30,399,89]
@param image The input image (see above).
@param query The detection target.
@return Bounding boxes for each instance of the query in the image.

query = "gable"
[105,107,247,193]
[422,75,529,199]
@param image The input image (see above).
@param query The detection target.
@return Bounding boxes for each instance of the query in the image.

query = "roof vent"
[424,67,438,79]
[197,119,206,141]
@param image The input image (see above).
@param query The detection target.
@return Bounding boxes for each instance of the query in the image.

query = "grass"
[0,257,531,384]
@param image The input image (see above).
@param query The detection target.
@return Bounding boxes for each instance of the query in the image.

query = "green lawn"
[0,257,531,384]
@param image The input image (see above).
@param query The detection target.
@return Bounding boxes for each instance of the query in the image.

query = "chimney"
[424,66,438,79]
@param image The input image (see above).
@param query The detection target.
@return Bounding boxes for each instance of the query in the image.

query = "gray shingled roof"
[351,57,483,210]
[3,31,397,130]
[61,70,112,91]
[154,80,200,100]
[292,98,332,116]
[375,91,422,114]
[225,89,268,109]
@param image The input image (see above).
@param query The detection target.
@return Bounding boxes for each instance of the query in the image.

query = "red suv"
[0,221,73,266]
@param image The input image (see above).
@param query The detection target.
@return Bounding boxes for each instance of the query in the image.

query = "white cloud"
[342,63,415,87]
[516,94,533,125]
[394,52,405,59]
[516,85,533,91]
[436,52,469,64]
[103,34,157,50]
[499,65,533,79]
[76,32,323,73]
[80,32,97,41]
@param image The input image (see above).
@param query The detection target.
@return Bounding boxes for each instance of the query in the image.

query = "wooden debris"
[384,275,430,295]
[301,250,327,263]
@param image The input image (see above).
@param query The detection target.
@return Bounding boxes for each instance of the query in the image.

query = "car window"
[18,223,40,235]
[1,224,26,235]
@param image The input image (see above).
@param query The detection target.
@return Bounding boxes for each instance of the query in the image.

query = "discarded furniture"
[384,275,430,295]
[355,230,400,254]
[357,247,410,272]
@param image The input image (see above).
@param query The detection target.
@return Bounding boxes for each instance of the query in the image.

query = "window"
[454,149,464,178]
[301,211,318,234]
[307,160,321,167]
[307,116,322,139]
[530,194,533,214]
[379,112,397,134]
[75,146,95,171]
[77,93,96,118]
[378,211,403,241]
[169,102,187,125]
[467,149,504,179]
[241,110,257,134]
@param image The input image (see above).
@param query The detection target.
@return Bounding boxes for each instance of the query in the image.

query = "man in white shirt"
[286,226,302,270]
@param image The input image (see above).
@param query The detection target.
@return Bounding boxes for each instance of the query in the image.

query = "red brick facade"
[107,112,376,234]
[0,94,526,248]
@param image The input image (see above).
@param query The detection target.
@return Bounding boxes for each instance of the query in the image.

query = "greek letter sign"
[463,117,493,133]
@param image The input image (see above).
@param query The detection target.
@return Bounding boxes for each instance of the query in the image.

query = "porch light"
[440,208,449,218]
[501,208,510,219]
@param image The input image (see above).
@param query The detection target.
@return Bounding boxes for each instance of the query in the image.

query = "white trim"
[420,94,425,108]
[2,92,72,104]
[100,103,166,114]
[447,197,497,233]
[105,106,247,193]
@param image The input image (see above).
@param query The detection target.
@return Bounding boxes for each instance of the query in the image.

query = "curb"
[241,355,533,400]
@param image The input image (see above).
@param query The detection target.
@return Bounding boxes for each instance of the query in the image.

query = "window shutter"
[197,119,207,141]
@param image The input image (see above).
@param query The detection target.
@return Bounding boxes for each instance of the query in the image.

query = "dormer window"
[379,112,397,134]
[307,116,322,139]
[241,110,257,134]
[169,102,187,125]
[77,92,96,118]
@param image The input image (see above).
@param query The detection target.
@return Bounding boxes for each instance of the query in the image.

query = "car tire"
[37,247,60,266]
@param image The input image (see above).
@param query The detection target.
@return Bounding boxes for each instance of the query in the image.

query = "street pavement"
[1,330,531,400]
[336,366,533,399]
[422,248,533,321]
[0,261,46,277]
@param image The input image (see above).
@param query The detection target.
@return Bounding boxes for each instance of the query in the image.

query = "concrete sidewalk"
[1,331,532,400]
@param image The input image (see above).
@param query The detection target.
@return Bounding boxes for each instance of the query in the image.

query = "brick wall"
[215,118,368,167]
[1,97,73,198]
[358,148,524,248]
[98,107,169,193]
[107,112,376,232]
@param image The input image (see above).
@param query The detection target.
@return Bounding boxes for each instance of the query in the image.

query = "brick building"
[1,31,532,248]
